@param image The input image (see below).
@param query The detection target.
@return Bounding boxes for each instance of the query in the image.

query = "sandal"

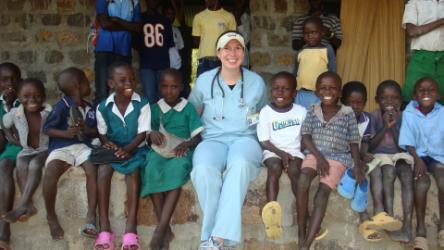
[80,223,98,238]
[261,201,282,240]
[121,232,140,250]
[413,236,428,250]
[337,168,357,199]
[367,212,402,231]
[314,227,328,241]
[358,220,383,242]
[94,231,115,250]
[0,240,11,250]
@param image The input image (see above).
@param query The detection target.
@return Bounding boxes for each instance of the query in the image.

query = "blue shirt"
[95,0,142,56]
[43,96,97,152]
[138,13,174,70]
[399,101,444,164]
[188,67,267,139]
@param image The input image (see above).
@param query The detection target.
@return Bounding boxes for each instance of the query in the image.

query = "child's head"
[57,67,91,98]
[303,17,322,47]
[315,71,342,106]
[146,0,161,11]
[0,62,22,101]
[341,81,367,118]
[107,61,135,98]
[270,71,296,109]
[414,77,439,111]
[162,4,176,24]
[18,78,46,113]
[159,68,183,106]
[205,0,220,10]
[375,80,402,112]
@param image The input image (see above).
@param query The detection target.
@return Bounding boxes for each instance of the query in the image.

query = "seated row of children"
[0,61,202,250]
[258,71,443,250]
[0,59,443,250]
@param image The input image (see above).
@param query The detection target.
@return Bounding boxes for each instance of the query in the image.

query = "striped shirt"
[301,104,360,168]
[291,14,343,48]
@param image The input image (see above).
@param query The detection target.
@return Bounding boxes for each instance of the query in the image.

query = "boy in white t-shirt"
[257,71,306,240]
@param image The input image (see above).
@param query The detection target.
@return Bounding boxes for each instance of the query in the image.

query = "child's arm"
[369,110,398,151]
[302,134,329,176]
[45,127,80,139]
[173,134,202,157]
[260,140,295,170]
[360,138,374,163]
[406,146,426,179]
[351,143,367,184]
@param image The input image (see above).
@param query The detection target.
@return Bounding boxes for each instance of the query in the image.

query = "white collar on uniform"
[105,92,141,122]
[105,92,141,106]
[158,98,187,114]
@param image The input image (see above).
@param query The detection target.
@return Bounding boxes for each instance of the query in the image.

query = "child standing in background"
[294,17,336,109]
[1,79,51,224]
[141,69,202,250]
[94,62,150,250]
[297,72,364,250]
[257,72,306,240]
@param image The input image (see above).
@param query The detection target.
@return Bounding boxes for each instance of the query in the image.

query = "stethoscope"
[210,67,245,120]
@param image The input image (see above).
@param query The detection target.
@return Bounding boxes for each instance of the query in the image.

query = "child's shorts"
[45,143,92,167]
[420,156,444,172]
[301,154,346,190]
[367,153,414,174]
[262,150,303,163]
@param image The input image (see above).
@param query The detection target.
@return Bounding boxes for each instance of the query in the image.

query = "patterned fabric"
[301,104,360,168]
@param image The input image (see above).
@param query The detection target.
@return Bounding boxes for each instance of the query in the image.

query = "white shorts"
[262,150,304,163]
[367,152,414,174]
[45,143,92,167]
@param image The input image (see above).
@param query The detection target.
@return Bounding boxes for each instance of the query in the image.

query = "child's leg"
[80,161,98,233]
[42,159,71,240]
[97,164,114,233]
[15,156,29,193]
[124,169,139,234]
[3,152,47,223]
[431,164,444,232]
[390,160,413,242]
[301,183,332,249]
[369,167,384,214]
[287,158,302,197]
[0,159,15,244]
[381,164,396,216]
[414,175,431,238]
[264,158,283,201]
[150,193,174,244]
[296,168,316,247]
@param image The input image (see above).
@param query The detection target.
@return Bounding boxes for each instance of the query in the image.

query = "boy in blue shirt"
[399,77,444,249]
[42,68,98,240]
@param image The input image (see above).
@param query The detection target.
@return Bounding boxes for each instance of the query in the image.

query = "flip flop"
[413,236,429,250]
[121,232,140,250]
[0,240,11,250]
[314,227,328,241]
[439,229,444,248]
[351,179,369,212]
[80,223,98,238]
[337,168,356,199]
[367,212,402,232]
[261,201,282,240]
[358,220,383,242]
[94,231,115,250]
[17,207,38,222]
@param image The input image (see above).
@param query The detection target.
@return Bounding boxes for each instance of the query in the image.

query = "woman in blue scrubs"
[189,31,267,249]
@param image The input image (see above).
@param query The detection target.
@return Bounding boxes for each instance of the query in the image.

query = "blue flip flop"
[337,168,356,199]
[351,179,369,212]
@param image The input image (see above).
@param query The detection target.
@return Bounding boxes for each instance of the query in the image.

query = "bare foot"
[1,204,36,223]
[161,227,175,250]
[47,216,64,240]
[149,228,164,250]
[389,229,411,243]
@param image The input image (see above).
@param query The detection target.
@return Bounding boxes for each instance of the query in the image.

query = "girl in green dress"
[141,69,203,250]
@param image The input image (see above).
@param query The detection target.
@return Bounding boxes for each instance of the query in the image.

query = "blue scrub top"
[189,67,267,140]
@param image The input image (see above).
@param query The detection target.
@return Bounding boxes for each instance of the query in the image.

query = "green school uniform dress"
[0,98,21,160]
[140,98,203,196]
[97,93,150,174]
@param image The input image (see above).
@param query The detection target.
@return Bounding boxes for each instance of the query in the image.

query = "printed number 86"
[143,23,164,47]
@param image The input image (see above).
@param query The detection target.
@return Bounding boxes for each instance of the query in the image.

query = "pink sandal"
[121,233,140,250]
[94,231,115,250]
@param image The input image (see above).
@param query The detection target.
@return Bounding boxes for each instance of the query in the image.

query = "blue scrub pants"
[191,136,262,244]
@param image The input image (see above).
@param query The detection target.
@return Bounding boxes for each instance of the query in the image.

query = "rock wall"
[10,166,440,249]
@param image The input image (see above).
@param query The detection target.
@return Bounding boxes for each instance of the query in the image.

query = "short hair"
[414,76,439,93]
[107,61,132,80]
[160,68,183,85]
[302,16,323,30]
[341,81,367,103]
[0,62,22,79]
[57,67,85,95]
[316,71,342,89]
[18,78,46,99]
[376,79,401,97]
[271,71,297,90]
